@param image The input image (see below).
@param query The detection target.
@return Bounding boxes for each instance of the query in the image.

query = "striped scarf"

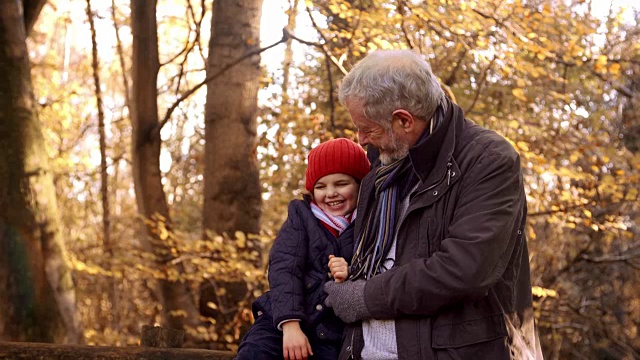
[310,202,356,236]
[351,157,411,280]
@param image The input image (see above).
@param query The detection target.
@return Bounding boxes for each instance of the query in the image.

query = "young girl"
[236,138,370,360]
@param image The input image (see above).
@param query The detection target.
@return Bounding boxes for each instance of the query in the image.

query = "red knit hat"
[305,138,371,191]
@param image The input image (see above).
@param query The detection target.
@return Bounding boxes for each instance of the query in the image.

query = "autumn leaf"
[512,88,527,101]
[609,63,621,75]
[596,55,608,65]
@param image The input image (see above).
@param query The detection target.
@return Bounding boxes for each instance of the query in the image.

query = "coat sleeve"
[268,202,309,327]
[364,148,526,318]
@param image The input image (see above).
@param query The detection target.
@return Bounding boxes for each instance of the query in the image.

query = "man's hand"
[328,255,349,283]
[324,280,371,323]
[282,321,313,360]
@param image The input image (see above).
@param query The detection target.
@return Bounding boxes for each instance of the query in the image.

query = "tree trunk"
[201,0,264,346]
[110,0,131,110]
[23,0,47,36]
[86,0,118,332]
[203,0,263,236]
[130,0,201,331]
[0,1,82,344]
[282,0,299,104]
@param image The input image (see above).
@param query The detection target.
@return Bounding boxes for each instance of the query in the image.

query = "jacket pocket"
[251,292,270,319]
[432,313,508,348]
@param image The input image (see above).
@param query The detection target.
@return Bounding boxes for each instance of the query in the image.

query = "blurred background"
[0,0,638,358]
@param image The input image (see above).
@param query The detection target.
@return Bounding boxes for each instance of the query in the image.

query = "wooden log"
[0,341,235,359]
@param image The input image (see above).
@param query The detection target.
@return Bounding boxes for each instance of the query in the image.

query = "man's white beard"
[379,131,410,165]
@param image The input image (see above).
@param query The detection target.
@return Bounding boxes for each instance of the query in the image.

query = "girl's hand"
[282,321,313,360]
[328,255,349,283]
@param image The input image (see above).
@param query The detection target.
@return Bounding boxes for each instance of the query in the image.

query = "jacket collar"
[356,98,465,234]
[408,98,463,186]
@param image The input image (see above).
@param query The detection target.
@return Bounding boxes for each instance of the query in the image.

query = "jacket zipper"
[347,329,355,359]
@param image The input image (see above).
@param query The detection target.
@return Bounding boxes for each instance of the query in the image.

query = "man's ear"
[392,109,415,132]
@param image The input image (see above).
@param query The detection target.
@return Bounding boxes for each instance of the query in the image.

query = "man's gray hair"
[338,50,445,129]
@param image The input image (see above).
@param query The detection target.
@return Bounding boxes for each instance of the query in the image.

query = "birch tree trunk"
[0,0,83,344]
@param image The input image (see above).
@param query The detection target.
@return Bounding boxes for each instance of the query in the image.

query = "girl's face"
[312,173,359,217]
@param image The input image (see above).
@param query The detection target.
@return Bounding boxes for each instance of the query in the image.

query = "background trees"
[1,0,638,358]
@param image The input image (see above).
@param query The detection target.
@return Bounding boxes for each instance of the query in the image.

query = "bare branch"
[465,56,497,114]
[396,0,417,50]
[528,203,586,217]
[588,67,634,98]
[324,54,335,130]
[110,0,131,113]
[301,3,349,75]
[288,33,348,75]
[158,32,288,131]
[581,250,640,263]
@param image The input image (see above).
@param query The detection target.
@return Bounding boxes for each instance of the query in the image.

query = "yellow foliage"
[571,45,583,57]
[512,88,527,101]
[625,188,638,201]
[168,309,188,318]
[236,230,246,248]
[608,63,621,75]
[569,153,579,163]
[532,286,558,298]
[516,141,529,152]
[596,55,608,66]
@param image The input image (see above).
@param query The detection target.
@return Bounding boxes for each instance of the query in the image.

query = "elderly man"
[324,50,541,359]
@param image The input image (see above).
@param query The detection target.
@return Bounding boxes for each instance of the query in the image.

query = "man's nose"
[357,131,369,146]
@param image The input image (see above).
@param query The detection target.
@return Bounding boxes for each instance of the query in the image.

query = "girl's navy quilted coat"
[253,199,354,341]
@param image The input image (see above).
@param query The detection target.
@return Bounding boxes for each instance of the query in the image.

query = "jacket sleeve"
[268,202,309,327]
[364,148,526,318]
